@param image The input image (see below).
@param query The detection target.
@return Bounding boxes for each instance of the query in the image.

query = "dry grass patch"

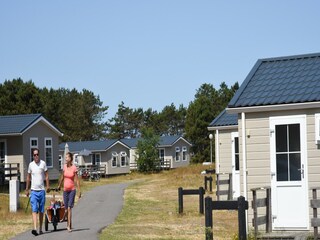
[100,164,238,240]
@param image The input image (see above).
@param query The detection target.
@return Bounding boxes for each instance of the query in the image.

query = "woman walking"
[58,152,81,232]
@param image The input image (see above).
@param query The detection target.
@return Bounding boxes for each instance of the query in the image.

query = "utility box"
[9,180,19,212]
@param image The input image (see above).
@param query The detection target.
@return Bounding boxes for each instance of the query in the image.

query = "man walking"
[25,148,50,236]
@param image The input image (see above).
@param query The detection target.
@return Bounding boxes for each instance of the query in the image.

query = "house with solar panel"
[0,114,63,186]
[59,135,192,176]
[209,52,320,233]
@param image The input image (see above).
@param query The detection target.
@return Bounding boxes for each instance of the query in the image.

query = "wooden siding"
[22,121,61,181]
[216,129,234,174]
[237,108,320,230]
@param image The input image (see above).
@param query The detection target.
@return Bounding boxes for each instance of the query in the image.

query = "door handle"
[298,164,304,178]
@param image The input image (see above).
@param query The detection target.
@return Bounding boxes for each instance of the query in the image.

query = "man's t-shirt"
[63,164,77,191]
[28,160,47,191]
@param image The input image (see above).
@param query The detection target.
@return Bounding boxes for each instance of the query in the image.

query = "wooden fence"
[310,187,320,239]
[178,187,205,214]
[251,187,272,238]
[216,173,233,200]
[130,159,171,170]
[77,164,106,177]
[0,163,20,185]
[205,196,248,240]
[204,176,213,193]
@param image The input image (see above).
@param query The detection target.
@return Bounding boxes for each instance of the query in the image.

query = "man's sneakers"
[31,230,38,236]
[31,229,43,236]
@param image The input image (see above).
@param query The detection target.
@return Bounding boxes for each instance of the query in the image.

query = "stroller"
[44,188,67,231]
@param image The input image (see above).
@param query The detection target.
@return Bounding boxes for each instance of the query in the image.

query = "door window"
[275,124,301,181]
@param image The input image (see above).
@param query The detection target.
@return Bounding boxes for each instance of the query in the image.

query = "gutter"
[241,112,248,233]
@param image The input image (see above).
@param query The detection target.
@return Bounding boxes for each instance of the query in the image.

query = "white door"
[270,115,309,230]
[231,132,240,199]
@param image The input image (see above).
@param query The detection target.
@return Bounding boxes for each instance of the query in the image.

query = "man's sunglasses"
[33,153,39,156]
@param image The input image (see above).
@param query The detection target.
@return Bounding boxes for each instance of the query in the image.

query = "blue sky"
[1,1,320,120]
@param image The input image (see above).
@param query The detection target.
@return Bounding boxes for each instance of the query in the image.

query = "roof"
[0,113,63,136]
[228,52,320,108]
[209,109,238,127]
[60,135,192,152]
[121,135,192,148]
[59,139,118,152]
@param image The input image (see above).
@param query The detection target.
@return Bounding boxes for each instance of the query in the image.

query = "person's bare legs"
[67,207,72,231]
[31,212,38,235]
[39,212,44,233]
[32,212,38,230]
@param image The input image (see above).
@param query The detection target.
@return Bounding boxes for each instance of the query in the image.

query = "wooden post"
[252,189,258,238]
[228,173,233,200]
[266,188,272,233]
[238,196,247,240]
[205,196,213,240]
[178,187,183,214]
[199,187,204,214]
[216,174,220,201]
[313,189,318,239]
[209,176,212,193]
[204,176,208,191]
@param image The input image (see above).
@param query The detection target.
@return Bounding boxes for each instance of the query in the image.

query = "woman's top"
[63,164,78,191]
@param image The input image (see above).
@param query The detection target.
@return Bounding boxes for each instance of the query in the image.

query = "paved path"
[12,182,131,240]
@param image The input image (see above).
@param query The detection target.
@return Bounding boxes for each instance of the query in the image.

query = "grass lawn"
[0,164,238,240]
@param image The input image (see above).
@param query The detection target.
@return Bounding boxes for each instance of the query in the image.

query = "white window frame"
[315,113,320,144]
[112,152,118,168]
[30,138,38,162]
[120,152,127,167]
[175,147,180,162]
[58,155,63,169]
[182,146,187,161]
[45,138,53,168]
[91,153,101,166]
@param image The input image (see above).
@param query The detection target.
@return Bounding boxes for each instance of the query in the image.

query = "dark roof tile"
[228,52,320,108]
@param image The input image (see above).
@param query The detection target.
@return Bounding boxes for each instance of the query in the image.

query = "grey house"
[224,52,320,231]
[121,135,192,169]
[59,140,131,176]
[59,135,192,176]
[0,114,63,183]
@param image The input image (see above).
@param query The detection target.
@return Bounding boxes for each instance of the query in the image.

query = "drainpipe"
[215,129,220,174]
[241,112,248,233]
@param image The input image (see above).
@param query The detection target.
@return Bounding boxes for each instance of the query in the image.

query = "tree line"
[0,78,238,164]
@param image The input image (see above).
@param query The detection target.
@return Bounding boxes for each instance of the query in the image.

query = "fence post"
[199,187,204,214]
[266,188,272,233]
[238,196,247,240]
[216,174,220,201]
[178,187,183,214]
[252,189,258,238]
[209,176,212,193]
[228,173,233,200]
[205,196,213,240]
[313,189,318,239]
[204,176,208,191]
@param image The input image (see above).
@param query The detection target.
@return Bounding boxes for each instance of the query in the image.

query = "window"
[58,155,62,169]
[112,152,118,168]
[182,146,187,161]
[275,124,301,181]
[120,152,127,167]
[30,138,38,162]
[175,147,180,162]
[92,153,101,165]
[159,149,165,166]
[0,140,5,164]
[315,113,320,144]
[234,137,240,171]
[45,138,53,167]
